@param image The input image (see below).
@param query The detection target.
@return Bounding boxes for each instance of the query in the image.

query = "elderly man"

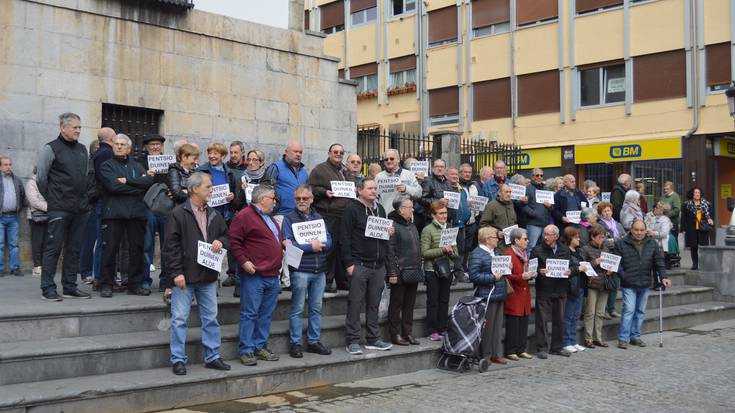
[220,140,249,294]
[0,156,25,276]
[474,166,493,191]
[421,159,453,225]
[376,149,421,215]
[341,178,394,354]
[553,174,587,229]
[614,220,671,349]
[36,113,94,301]
[346,153,364,185]
[308,144,352,293]
[98,134,154,298]
[446,167,471,280]
[458,164,480,271]
[282,185,333,358]
[230,185,284,366]
[611,173,633,221]
[531,225,572,358]
[480,160,508,200]
[480,184,517,252]
[523,168,553,251]
[163,172,231,375]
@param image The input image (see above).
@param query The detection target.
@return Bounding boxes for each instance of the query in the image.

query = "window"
[579,64,625,107]
[473,22,510,37]
[392,0,416,17]
[304,10,310,31]
[576,0,623,15]
[101,103,163,157]
[517,70,560,116]
[706,42,731,93]
[350,62,378,95]
[428,6,458,47]
[474,77,511,120]
[633,49,686,102]
[472,0,510,37]
[516,0,557,27]
[351,7,377,26]
[429,86,459,125]
[388,55,417,90]
[320,1,345,34]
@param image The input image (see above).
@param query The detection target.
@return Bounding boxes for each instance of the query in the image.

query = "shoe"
[506,354,520,361]
[289,344,303,358]
[346,343,363,355]
[405,335,420,345]
[365,340,392,351]
[550,349,572,357]
[150,264,156,272]
[592,340,609,348]
[82,276,94,285]
[536,351,548,359]
[610,311,621,318]
[172,361,186,375]
[429,332,442,341]
[233,285,240,298]
[490,356,507,365]
[41,291,63,302]
[62,289,91,299]
[32,266,42,277]
[583,341,595,349]
[617,341,628,350]
[324,285,337,294]
[562,345,578,353]
[254,348,279,361]
[602,312,612,320]
[222,276,235,287]
[392,335,409,346]
[127,287,151,296]
[574,344,586,352]
[518,352,533,359]
[691,265,698,270]
[11,269,22,276]
[100,286,113,298]
[142,282,152,290]
[306,341,332,355]
[239,353,257,366]
[205,358,231,371]
[630,339,647,347]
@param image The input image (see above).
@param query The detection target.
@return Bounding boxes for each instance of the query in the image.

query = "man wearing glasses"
[308,144,352,292]
[376,149,421,215]
[522,168,553,252]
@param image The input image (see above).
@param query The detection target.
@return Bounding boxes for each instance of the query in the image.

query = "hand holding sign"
[509,184,526,200]
[545,259,570,278]
[197,241,227,272]
[492,255,512,276]
[331,181,357,198]
[147,154,176,174]
[377,176,400,194]
[208,184,230,207]
[579,261,598,277]
[535,190,555,205]
[600,252,622,272]
[365,216,393,240]
[468,195,489,213]
[566,210,581,224]
[439,227,459,247]
[285,243,303,268]
[502,225,518,244]
[292,219,328,244]
[409,160,429,177]
[443,192,461,209]
[528,257,538,274]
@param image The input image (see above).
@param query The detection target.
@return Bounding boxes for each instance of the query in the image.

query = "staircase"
[0,269,733,413]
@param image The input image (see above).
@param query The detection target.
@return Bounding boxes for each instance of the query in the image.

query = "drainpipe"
[685,0,700,139]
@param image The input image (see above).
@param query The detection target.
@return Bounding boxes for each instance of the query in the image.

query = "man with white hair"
[611,173,633,221]
[376,149,421,214]
[480,160,507,200]
[552,174,587,229]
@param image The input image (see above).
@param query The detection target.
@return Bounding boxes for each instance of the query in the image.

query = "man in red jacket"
[230,185,284,366]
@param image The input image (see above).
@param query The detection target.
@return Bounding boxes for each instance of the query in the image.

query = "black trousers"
[534,295,566,353]
[388,282,418,337]
[323,214,348,290]
[505,314,529,356]
[101,219,146,289]
[425,270,453,334]
[345,264,385,344]
[29,219,48,267]
[40,210,90,294]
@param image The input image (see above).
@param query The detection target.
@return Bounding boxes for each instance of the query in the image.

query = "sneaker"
[630,339,647,347]
[254,348,279,361]
[306,341,332,355]
[506,354,520,361]
[562,345,577,353]
[100,285,113,298]
[289,344,303,359]
[518,352,533,359]
[240,352,257,366]
[142,282,152,290]
[82,276,94,285]
[345,343,363,355]
[429,332,442,341]
[365,340,392,351]
[602,312,612,320]
[150,264,156,272]
[610,311,621,318]
[574,344,586,352]
[42,290,63,301]
[550,349,572,357]
[32,266,42,277]
[62,289,92,299]
[617,341,628,350]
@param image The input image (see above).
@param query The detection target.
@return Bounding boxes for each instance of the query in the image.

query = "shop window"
[516,0,557,27]
[392,0,416,17]
[428,6,458,47]
[472,0,510,38]
[429,86,459,125]
[474,77,511,120]
[633,49,686,102]
[576,0,623,15]
[706,42,731,93]
[321,1,345,34]
[579,64,625,107]
[517,70,560,116]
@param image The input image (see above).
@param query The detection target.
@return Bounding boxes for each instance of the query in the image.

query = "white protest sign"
[580,261,598,277]
[600,252,622,272]
[566,210,581,224]
[409,160,429,177]
[581,201,588,208]
[439,227,459,247]
[535,190,555,205]
[245,183,257,204]
[147,154,176,173]
[443,191,461,209]
[292,219,328,245]
[376,176,401,194]
[545,259,570,278]
[502,224,518,244]
[365,216,393,240]
[196,241,227,272]
[509,184,526,200]
[528,257,539,274]
[331,181,356,198]
[208,184,230,207]
[285,243,303,269]
[468,195,489,213]
[601,192,611,202]
[492,255,512,275]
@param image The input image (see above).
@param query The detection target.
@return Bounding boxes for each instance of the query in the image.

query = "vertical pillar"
[289,0,305,31]
[433,131,463,168]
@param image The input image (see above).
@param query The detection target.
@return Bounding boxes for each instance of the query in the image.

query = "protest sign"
[566,210,581,224]
[196,241,227,272]
[546,259,570,278]
[439,227,459,247]
[509,184,526,200]
[292,219,328,244]
[409,160,429,177]
[376,176,401,194]
[601,192,611,202]
[365,216,393,240]
[492,255,512,275]
[208,184,230,207]
[502,224,518,244]
[147,154,176,173]
[579,261,598,277]
[468,195,489,213]
[535,190,555,205]
[285,243,303,268]
[443,191,460,209]
[600,252,621,272]
[331,181,356,198]
[528,257,538,274]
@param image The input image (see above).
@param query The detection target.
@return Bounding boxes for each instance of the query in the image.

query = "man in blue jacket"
[282,185,333,359]
[553,174,587,230]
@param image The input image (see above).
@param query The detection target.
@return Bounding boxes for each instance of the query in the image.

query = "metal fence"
[459,137,523,176]
[356,129,440,175]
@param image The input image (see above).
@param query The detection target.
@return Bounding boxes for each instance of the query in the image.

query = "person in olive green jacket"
[421,200,459,341]
[660,181,681,230]
[479,184,517,251]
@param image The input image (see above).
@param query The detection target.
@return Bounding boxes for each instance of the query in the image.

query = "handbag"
[503,276,514,295]
[399,267,425,284]
[699,220,713,233]
[31,210,48,223]
[603,274,616,291]
[432,257,452,279]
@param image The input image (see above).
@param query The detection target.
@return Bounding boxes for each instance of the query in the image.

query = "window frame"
[388,68,417,89]
[472,21,510,39]
[429,114,460,126]
[355,73,379,94]
[578,64,627,109]
[351,6,378,27]
[322,25,345,34]
[391,0,417,18]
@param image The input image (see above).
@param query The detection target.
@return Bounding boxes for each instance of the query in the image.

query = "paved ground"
[161,319,735,413]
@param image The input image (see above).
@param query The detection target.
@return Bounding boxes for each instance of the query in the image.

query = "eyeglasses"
[384,157,396,161]
[400,205,414,210]
[349,160,362,164]
[435,211,448,215]
[295,197,312,202]
[534,174,544,177]
[247,157,260,162]
[331,150,344,155]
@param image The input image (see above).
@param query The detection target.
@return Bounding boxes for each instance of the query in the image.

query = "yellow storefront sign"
[516,147,561,169]
[574,137,682,164]
[715,138,735,158]
[722,184,733,199]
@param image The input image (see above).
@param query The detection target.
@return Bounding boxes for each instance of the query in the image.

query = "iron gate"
[460,137,523,176]
[356,129,441,174]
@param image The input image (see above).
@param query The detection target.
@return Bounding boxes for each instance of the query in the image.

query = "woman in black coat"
[167,144,200,205]
[681,187,714,270]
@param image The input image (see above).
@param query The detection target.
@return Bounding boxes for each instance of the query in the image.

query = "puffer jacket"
[420,219,459,271]
[167,163,194,205]
[613,234,667,289]
[421,174,454,223]
[387,210,422,281]
[282,207,332,274]
[469,246,507,302]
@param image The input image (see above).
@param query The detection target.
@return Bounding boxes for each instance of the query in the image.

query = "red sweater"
[504,249,532,316]
[229,205,283,276]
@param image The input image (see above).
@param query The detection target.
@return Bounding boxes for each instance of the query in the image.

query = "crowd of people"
[0,112,718,374]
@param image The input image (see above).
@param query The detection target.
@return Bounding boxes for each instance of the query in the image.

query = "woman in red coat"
[503,227,538,360]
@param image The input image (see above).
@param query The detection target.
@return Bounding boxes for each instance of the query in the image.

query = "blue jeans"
[0,215,19,271]
[563,288,585,346]
[78,208,97,278]
[170,281,221,364]
[143,210,167,286]
[289,271,326,345]
[618,287,650,342]
[239,274,280,355]
[526,225,544,254]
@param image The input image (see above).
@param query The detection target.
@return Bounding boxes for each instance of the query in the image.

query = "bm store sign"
[575,138,681,164]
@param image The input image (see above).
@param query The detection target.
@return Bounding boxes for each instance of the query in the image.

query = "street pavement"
[163,318,735,413]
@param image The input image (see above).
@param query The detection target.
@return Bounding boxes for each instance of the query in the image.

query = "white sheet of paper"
[196,241,227,272]
[467,195,489,213]
[376,176,401,194]
[285,243,303,269]
[443,191,461,209]
[545,259,570,278]
[600,252,622,272]
[502,224,518,244]
[580,261,598,277]
[208,184,230,207]
[365,216,392,240]
[566,210,582,224]
[601,192,611,202]
[509,184,526,200]
[409,160,429,177]
[535,190,555,205]
[292,219,328,244]
[147,154,176,173]
[528,257,538,273]
[439,227,459,247]
[243,182,257,204]
[492,255,512,275]
[331,181,357,198]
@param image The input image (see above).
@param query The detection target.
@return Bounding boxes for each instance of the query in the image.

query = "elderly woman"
[421,201,459,341]
[645,202,673,254]
[620,190,644,231]
[168,144,200,206]
[586,186,601,210]
[560,227,587,354]
[682,187,714,270]
[469,226,507,364]
[503,227,535,361]
[579,224,612,348]
[597,201,624,319]
[578,207,598,246]
[241,149,273,203]
[387,196,423,346]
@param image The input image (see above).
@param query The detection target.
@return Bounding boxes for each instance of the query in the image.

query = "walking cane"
[658,284,663,348]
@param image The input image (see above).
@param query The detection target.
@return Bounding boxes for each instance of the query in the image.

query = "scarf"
[244,165,266,183]
[685,199,711,222]
[511,245,528,263]
[601,217,620,238]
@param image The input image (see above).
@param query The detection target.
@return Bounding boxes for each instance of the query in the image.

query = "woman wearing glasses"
[503,227,536,360]
[241,149,274,203]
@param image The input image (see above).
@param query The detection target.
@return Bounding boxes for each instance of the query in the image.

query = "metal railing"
[356,129,440,174]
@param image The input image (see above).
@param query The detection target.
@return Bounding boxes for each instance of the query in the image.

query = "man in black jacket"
[611,173,632,221]
[163,172,231,375]
[97,134,153,298]
[614,219,671,349]
[531,225,572,358]
[421,159,454,225]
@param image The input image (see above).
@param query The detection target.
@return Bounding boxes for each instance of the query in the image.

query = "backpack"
[144,183,174,215]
